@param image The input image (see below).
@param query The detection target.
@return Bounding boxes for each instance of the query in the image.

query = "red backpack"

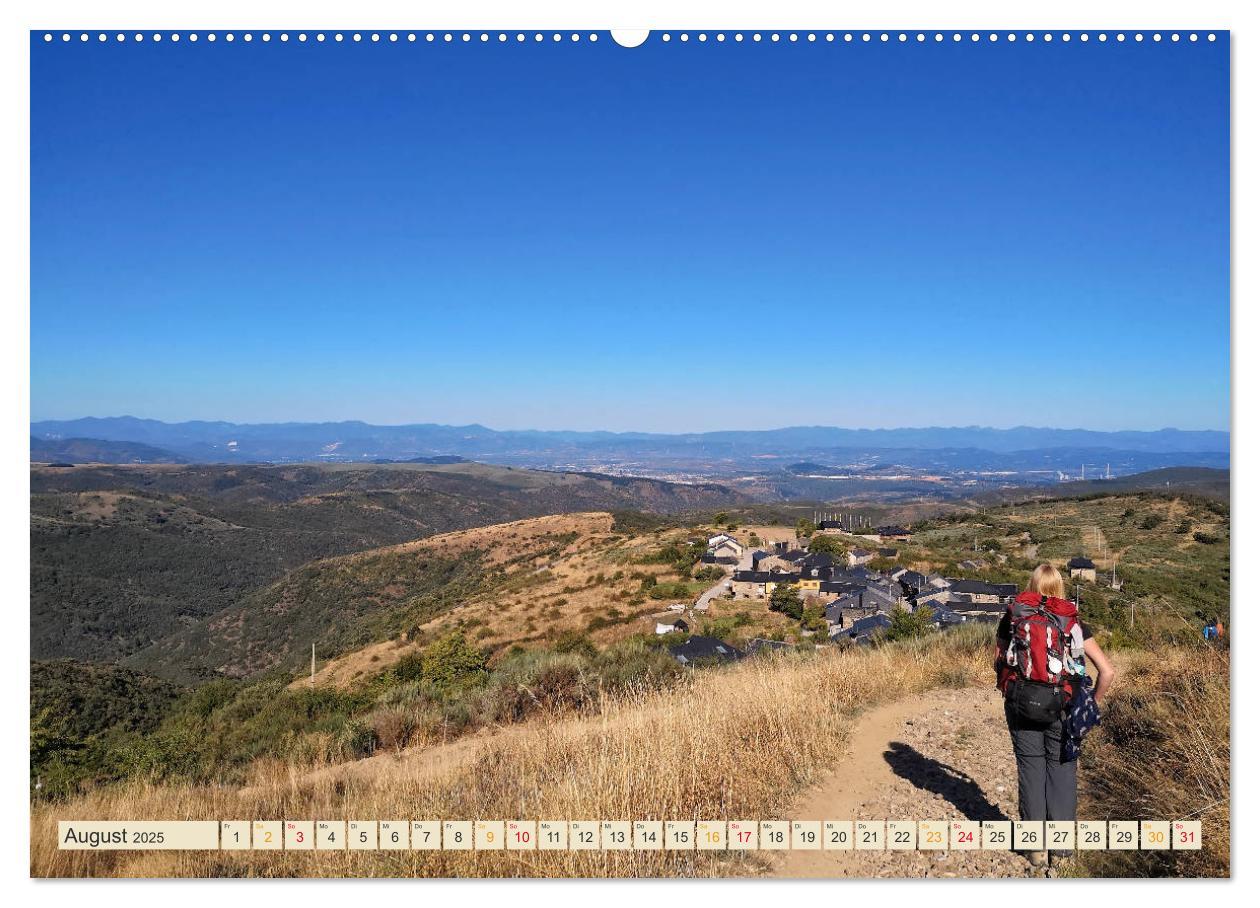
[998,591,1081,722]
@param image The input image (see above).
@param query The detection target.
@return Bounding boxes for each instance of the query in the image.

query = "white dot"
[79,33,88,41]
[534,33,543,42]
[898,34,906,43]
[1099,34,1108,42]
[243,33,252,42]
[1190,33,1199,42]
[226,33,234,42]
[844,34,852,42]
[116,33,125,42]
[953,33,961,42]
[880,33,888,42]
[825,34,834,42]
[771,33,779,42]
[389,34,397,42]
[570,33,579,42]
[1209,33,1216,41]
[1043,33,1052,42]
[498,34,506,42]
[299,34,307,42]
[1154,33,1163,42]
[189,34,198,42]
[662,33,671,42]
[1025,34,1034,42]
[808,33,816,42]
[753,34,761,42]
[1117,34,1125,42]
[681,34,689,42]
[552,33,560,42]
[369,34,378,43]
[735,33,743,42]
[443,33,451,42]
[916,33,924,42]
[971,33,980,42]
[789,33,798,43]
[98,33,106,41]
[1063,33,1071,42]
[353,34,362,42]
[590,33,598,42]
[515,34,523,42]
[862,34,870,42]
[718,34,726,42]
[1136,34,1144,42]
[935,34,944,42]
[1172,34,1180,42]
[135,33,144,41]
[42,33,51,42]
[1080,33,1089,42]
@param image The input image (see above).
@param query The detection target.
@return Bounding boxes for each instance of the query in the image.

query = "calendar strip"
[58,819,1201,852]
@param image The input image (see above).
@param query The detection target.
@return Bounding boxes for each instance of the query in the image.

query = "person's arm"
[1083,637,1116,703]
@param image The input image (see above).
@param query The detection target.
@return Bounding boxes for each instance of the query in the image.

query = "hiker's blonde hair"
[1027,563,1065,599]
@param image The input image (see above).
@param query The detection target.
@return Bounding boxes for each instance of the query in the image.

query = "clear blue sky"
[31,32,1229,432]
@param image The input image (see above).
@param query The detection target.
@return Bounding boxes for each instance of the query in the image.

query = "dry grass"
[1078,643,1230,878]
[33,627,992,878]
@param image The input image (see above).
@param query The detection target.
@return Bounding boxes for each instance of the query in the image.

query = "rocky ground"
[770,686,1077,878]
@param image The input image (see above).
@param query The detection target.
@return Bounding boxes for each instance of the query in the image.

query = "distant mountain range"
[30,417,1230,470]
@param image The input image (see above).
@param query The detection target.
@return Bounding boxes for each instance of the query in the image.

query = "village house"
[655,617,690,635]
[846,549,875,568]
[837,613,893,645]
[947,594,1007,622]
[948,579,1017,604]
[705,534,745,564]
[669,635,741,666]
[1068,556,1097,582]
[875,525,912,540]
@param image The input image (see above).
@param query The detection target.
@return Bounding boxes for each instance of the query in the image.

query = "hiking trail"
[767,685,1046,878]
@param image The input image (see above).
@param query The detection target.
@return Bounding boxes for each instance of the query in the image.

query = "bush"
[769,584,804,621]
[1193,532,1221,545]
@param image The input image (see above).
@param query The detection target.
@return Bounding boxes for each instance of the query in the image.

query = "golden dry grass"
[33,628,992,878]
[1077,643,1230,878]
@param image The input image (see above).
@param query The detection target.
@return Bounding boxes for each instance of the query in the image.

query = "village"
[656,518,1103,668]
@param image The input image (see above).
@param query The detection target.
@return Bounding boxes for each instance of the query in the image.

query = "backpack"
[999,592,1081,723]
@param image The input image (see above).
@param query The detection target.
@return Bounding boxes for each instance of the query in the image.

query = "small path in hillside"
[768,686,1049,879]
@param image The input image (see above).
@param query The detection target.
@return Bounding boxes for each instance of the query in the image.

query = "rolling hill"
[31,463,745,666]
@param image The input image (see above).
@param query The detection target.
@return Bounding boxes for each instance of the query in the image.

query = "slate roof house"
[669,636,741,666]
[846,549,875,567]
[1067,556,1097,581]
[840,613,893,644]
[655,618,690,635]
[949,579,1016,604]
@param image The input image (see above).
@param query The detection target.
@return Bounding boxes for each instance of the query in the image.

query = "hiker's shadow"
[883,741,1009,821]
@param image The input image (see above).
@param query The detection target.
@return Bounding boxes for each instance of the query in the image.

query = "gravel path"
[769,686,1054,878]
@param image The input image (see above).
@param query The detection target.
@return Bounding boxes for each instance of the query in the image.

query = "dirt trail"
[768,686,1044,878]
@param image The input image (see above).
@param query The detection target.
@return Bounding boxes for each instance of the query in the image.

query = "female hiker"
[995,563,1115,869]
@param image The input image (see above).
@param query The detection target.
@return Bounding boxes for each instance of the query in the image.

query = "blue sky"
[30,32,1229,432]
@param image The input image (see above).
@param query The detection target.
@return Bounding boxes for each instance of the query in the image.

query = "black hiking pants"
[1005,702,1077,825]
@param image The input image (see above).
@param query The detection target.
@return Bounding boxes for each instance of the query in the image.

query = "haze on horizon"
[31,35,1229,434]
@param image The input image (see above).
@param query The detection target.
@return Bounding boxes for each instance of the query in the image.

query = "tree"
[885,606,933,642]
[796,517,817,538]
[769,583,804,621]
[713,511,729,526]
[808,535,846,556]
